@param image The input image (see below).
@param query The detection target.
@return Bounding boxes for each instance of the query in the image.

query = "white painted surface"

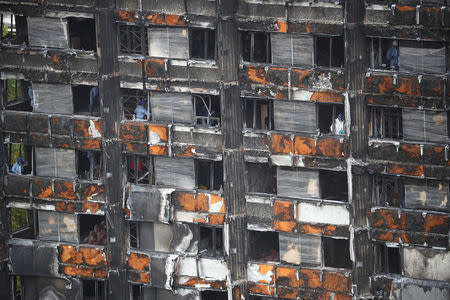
[403,248,450,281]
[297,202,350,225]
[271,154,293,166]
[198,258,227,280]
[247,263,273,283]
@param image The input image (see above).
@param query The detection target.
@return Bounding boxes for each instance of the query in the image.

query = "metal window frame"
[244,98,273,130]
[375,244,402,275]
[121,89,150,120]
[83,279,107,300]
[199,225,223,257]
[190,28,216,60]
[243,31,271,63]
[119,24,148,55]
[129,221,140,249]
[76,150,102,181]
[374,175,405,207]
[126,154,154,185]
[193,94,220,127]
[370,107,403,139]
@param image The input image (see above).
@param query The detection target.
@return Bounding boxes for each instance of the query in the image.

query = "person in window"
[28,85,34,109]
[11,157,23,174]
[89,86,99,116]
[332,112,345,135]
[134,99,150,120]
[386,41,399,70]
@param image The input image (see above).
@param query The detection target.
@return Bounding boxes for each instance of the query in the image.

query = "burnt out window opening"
[193,94,220,127]
[80,215,107,246]
[131,284,142,300]
[244,98,274,130]
[190,28,216,60]
[248,230,280,262]
[127,155,154,185]
[370,107,403,140]
[323,237,352,269]
[375,175,405,207]
[196,160,223,191]
[315,36,344,68]
[375,244,401,275]
[68,18,96,51]
[77,150,102,181]
[119,24,148,55]
[199,226,224,257]
[370,38,398,70]
[1,13,27,44]
[1,79,33,111]
[6,143,33,175]
[129,221,140,248]
[83,279,106,300]
[246,163,277,194]
[242,31,271,63]
[9,208,37,239]
[201,290,228,300]
[72,85,100,116]
[121,89,150,121]
[318,104,345,135]
[319,170,348,201]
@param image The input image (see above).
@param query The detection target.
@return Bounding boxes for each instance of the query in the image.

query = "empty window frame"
[375,244,401,275]
[130,284,142,300]
[248,230,280,262]
[374,175,405,207]
[68,18,96,51]
[121,89,150,120]
[126,155,154,185]
[129,221,139,248]
[244,98,273,130]
[0,13,27,44]
[369,38,399,70]
[80,215,106,246]
[246,163,276,194]
[242,31,271,63]
[193,94,220,127]
[196,160,223,191]
[201,291,228,300]
[7,143,33,175]
[318,104,345,135]
[77,150,102,180]
[9,208,36,239]
[370,107,403,140]
[73,85,99,116]
[1,79,33,111]
[323,237,352,269]
[83,280,106,300]
[199,226,223,257]
[190,28,216,60]
[119,24,148,55]
[319,170,348,201]
[315,36,344,68]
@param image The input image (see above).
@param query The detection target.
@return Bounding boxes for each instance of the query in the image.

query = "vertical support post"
[344,0,372,297]
[217,0,247,299]
[96,7,129,299]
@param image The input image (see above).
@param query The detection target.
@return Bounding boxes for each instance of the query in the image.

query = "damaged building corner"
[0,0,449,300]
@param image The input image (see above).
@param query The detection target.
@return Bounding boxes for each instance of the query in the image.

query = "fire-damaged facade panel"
[0,0,449,300]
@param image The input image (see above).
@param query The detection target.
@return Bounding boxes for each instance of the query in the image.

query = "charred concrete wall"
[0,0,449,300]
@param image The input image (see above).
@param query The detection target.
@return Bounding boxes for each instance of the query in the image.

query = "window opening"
[370,38,398,70]
[121,89,150,120]
[201,291,228,300]
[129,221,139,248]
[319,170,348,201]
[77,150,102,180]
[248,231,279,262]
[83,280,106,300]
[197,160,223,191]
[1,79,33,111]
[131,284,142,300]
[199,226,223,257]
[80,215,106,246]
[318,104,345,135]
[376,244,401,275]
[244,98,273,130]
[119,24,148,55]
[190,28,216,60]
[375,175,404,207]
[72,85,100,116]
[7,143,33,175]
[246,163,276,194]
[242,31,271,63]
[1,13,27,44]
[323,237,352,269]
[370,107,403,140]
[68,18,96,51]
[127,155,154,185]
[10,208,36,239]
[316,36,344,68]
[11,275,23,300]
[193,94,220,127]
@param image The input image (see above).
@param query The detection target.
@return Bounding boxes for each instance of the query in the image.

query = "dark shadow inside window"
[319,170,348,201]
[68,18,96,51]
[190,28,216,60]
[248,230,279,262]
[323,237,352,268]
[80,215,106,246]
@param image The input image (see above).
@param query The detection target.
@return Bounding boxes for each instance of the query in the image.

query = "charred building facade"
[0,0,449,299]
